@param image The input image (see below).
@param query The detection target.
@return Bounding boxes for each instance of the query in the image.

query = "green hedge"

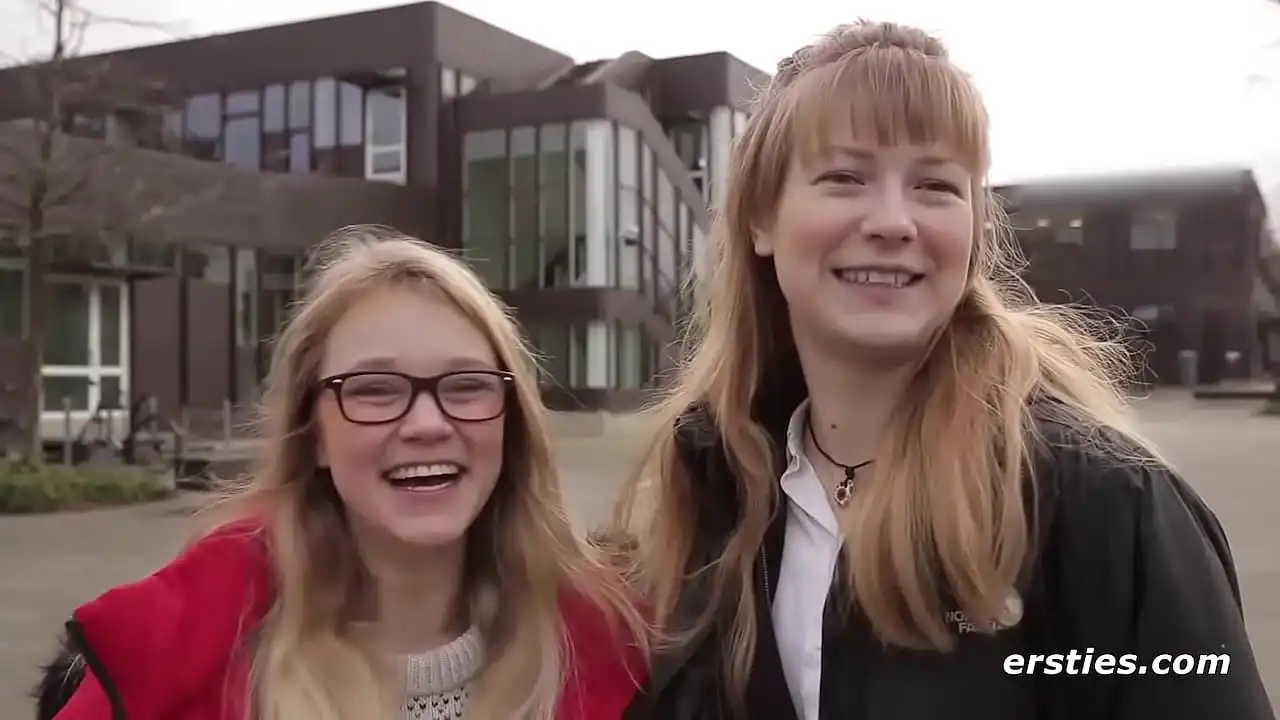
[0,461,175,514]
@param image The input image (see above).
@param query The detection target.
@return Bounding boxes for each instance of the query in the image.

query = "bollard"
[62,396,72,465]
[223,399,233,449]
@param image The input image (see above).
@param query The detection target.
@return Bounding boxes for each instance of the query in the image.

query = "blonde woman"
[615,21,1273,720]
[40,227,647,720]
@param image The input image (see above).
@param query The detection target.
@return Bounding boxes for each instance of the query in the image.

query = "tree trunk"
[20,230,47,467]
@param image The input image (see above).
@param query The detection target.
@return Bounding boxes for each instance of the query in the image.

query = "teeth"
[387,463,460,480]
[839,269,916,288]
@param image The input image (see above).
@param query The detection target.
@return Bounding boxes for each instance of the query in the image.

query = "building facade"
[0,1,766,442]
[996,167,1279,386]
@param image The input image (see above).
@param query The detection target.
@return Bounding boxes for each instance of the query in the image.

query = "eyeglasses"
[317,370,515,425]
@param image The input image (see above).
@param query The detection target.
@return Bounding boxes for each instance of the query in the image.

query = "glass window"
[224,90,259,115]
[510,127,538,290]
[183,246,232,284]
[538,124,568,288]
[234,248,258,348]
[460,74,478,95]
[367,87,404,148]
[640,145,656,297]
[99,284,121,367]
[0,268,22,338]
[1131,210,1176,250]
[161,108,183,150]
[616,322,643,389]
[44,282,90,366]
[288,81,311,130]
[616,125,640,290]
[184,94,221,160]
[289,132,311,172]
[99,375,123,410]
[530,324,571,388]
[462,129,508,288]
[43,376,90,412]
[658,173,677,294]
[313,77,337,149]
[263,84,286,132]
[569,122,588,284]
[369,149,402,175]
[441,67,457,99]
[338,82,363,146]
[223,115,261,170]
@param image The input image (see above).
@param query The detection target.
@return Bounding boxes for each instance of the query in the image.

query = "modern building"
[0,1,767,444]
[995,166,1280,386]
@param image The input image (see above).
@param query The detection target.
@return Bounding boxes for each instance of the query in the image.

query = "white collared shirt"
[771,399,844,720]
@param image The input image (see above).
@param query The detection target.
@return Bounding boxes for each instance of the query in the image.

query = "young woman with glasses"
[36,226,648,720]
[613,20,1273,720]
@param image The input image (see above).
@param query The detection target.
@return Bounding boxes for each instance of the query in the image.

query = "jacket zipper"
[760,546,771,601]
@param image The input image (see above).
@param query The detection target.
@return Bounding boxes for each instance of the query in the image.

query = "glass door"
[42,278,129,419]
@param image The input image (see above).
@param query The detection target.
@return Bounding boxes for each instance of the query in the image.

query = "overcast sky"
[4,0,1280,191]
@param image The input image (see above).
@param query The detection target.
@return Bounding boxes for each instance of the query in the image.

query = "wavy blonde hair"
[615,20,1159,712]
[198,226,645,719]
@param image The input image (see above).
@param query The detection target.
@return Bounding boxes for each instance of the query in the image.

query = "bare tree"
[0,0,239,464]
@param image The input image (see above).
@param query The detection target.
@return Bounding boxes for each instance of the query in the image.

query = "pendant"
[833,467,856,507]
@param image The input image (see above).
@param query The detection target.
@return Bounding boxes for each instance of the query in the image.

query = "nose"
[861,186,917,243]
[396,391,455,442]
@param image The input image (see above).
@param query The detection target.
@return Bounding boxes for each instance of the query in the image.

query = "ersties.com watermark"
[1004,649,1231,676]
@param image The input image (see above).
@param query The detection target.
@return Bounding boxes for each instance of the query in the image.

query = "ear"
[751,227,775,257]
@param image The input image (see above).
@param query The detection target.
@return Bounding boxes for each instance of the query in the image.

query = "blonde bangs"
[789,47,989,173]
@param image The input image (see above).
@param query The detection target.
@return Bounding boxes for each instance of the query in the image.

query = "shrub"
[0,461,175,514]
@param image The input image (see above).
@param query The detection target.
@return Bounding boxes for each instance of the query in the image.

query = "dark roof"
[994,164,1257,208]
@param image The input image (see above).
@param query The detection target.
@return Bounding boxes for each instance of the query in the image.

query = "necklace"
[805,414,873,508]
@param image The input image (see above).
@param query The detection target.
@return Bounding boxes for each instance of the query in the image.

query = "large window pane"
[45,282,90,365]
[510,127,538,290]
[43,376,90,412]
[289,132,311,173]
[184,94,221,160]
[0,268,20,338]
[657,173,677,296]
[616,322,643,389]
[569,122,588,284]
[224,90,259,115]
[223,115,261,170]
[367,87,404,147]
[235,248,258,348]
[462,129,508,288]
[288,81,311,130]
[99,284,121,366]
[313,77,337,149]
[263,84,286,132]
[183,246,231,284]
[640,145,656,297]
[538,124,568,288]
[338,82,363,146]
[616,125,640,290]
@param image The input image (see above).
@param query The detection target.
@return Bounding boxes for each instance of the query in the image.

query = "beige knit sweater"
[401,625,484,720]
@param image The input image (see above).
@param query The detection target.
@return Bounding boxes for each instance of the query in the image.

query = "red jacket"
[54,522,646,720]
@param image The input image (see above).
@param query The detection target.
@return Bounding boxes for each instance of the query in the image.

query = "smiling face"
[753,135,975,363]
[314,283,506,551]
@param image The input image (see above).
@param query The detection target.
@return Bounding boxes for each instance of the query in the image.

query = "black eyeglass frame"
[316,369,516,425]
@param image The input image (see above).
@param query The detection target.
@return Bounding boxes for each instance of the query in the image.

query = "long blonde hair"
[615,20,1157,711]
[199,225,645,719]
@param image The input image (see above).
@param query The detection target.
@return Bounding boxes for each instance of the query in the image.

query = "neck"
[796,342,917,468]
[350,525,469,653]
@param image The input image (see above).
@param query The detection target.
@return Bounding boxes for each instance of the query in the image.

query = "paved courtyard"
[0,394,1276,715]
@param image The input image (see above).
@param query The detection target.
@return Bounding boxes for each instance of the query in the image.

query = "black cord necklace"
[805,414,873,508]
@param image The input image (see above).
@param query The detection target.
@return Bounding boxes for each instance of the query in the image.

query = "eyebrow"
[346,355,499,373]
[823,144,960,168]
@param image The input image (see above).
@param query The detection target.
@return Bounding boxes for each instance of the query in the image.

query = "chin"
[390,526,470,548]
[832,322,937,363]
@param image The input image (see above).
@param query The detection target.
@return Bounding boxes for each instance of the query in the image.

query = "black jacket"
[623,388,1275,720]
